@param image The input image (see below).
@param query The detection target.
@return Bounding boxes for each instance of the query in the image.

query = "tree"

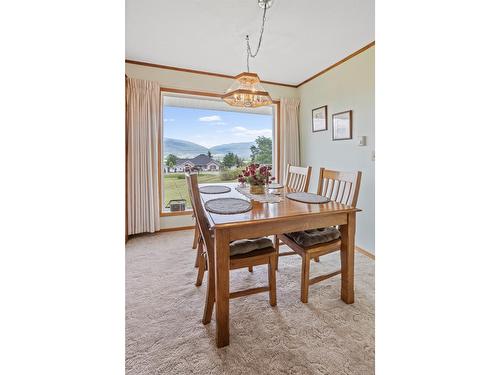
[165,154,177,172]
[207,150,212,158]
[251,136,272,164]
[222,152,238,169]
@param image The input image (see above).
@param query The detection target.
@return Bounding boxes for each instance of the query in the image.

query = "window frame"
[158,87,281,217]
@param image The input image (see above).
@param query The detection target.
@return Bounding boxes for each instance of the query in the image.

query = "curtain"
[126,78,161,234]
[279,97,301,182]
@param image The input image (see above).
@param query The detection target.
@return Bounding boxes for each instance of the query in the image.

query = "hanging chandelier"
[222,0,274,108]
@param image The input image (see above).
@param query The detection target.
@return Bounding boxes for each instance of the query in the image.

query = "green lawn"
[163,172,235,210]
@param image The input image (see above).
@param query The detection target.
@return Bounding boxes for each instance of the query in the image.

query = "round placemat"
[205,198,252,214]
[286,192,331,204]
[199,185,231,194]
[268,183,284,189]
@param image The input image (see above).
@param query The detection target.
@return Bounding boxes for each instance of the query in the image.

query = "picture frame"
[332,110,352,140]
[311,105,328,132]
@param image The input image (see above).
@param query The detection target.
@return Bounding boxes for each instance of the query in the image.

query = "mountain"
[164,138,255,160]
[163,138,208,158]
[209,142,255,159]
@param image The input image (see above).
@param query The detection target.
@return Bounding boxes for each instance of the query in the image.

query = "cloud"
[199,115,222,122]
[231,126,272,138]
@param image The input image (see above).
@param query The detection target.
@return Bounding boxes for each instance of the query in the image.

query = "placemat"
[199,185,231,194]
[205,198,252,214]
[286,192,331,204]
[236,186,283,203]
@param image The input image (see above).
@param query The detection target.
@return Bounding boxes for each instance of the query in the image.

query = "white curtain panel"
[279,98,301,182]
[126,78,161,234]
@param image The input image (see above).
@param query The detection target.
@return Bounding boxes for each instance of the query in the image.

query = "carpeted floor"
[126,230,374,375]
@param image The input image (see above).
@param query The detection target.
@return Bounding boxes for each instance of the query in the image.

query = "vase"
[250,184,265,195]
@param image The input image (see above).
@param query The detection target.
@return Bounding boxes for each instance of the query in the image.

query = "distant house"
[166,154,221,173]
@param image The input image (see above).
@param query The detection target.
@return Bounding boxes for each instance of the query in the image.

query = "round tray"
[199,185,231,194]
[205,198,252,214]
[286,192,331,204]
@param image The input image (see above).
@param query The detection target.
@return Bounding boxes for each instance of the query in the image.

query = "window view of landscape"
[162,99,274,211]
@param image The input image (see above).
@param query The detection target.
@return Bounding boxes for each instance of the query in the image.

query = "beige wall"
[298,46,375,252]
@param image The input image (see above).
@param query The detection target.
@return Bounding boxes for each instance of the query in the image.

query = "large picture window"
[161,93,277,214]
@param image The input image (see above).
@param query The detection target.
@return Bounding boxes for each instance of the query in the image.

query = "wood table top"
[199,183,360,229]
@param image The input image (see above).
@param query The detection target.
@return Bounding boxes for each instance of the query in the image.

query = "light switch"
[357,136,367,146]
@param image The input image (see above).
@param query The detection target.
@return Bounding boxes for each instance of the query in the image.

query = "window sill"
[160,210,193,217]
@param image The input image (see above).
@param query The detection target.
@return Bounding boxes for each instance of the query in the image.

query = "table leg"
[214,228,230,347]
[340,212,356,304]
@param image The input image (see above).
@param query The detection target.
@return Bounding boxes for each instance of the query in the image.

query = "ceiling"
[126,0,374,86]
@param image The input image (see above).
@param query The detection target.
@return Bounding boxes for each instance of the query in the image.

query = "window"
[161,93,278,214]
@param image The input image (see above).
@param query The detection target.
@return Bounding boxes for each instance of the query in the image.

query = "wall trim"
[356,246,375,260]
[297,41,375,87]
[125,59,296,88]
[126,41,375,89]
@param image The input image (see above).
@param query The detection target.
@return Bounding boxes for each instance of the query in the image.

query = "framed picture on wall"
[332,110,352,140]
[312,105,328,132]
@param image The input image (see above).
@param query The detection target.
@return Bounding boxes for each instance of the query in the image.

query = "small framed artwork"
[332,110,352,140]
[312,105,328,132]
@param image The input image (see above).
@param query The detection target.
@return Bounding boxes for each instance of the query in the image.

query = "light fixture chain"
[246,3,268,72]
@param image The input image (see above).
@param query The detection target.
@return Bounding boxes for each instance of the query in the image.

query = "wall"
[298,47,375,252]
[125,63,298,230]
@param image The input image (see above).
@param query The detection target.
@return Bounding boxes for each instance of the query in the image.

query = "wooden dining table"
[199,183,361,348]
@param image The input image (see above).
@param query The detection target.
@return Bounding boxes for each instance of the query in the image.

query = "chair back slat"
[285,164,312,192]
[316,168,362,206]
[186,173,214,253]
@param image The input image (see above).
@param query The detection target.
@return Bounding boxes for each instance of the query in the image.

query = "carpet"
[126,230,374,374]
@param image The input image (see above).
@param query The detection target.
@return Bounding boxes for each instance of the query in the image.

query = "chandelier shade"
[222,72,273,108]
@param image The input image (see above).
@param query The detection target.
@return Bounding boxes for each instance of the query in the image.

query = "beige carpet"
[126,230,374,375]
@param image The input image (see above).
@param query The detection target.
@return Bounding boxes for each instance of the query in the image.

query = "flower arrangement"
[238,164,275,194]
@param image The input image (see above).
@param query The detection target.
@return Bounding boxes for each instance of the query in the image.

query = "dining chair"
[275,167,361,303]
[186,173,277,324]
[275,164,312,269]
[284,163,312,192]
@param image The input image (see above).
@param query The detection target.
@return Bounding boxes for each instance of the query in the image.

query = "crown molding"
[125,41,375,89]
[296,41,375,87]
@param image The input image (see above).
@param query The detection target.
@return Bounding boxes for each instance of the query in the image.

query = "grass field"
[163,172,234,210]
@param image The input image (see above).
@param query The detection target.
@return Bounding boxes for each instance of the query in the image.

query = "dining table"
[199,183,361,348]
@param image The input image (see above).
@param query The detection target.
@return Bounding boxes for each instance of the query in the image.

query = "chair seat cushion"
[230,237,274,256]
[285,227,341,247]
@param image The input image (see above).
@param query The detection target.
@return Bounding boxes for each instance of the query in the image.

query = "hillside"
[164,138,255,159]
[209,142,255,159]
[163,138,208,158]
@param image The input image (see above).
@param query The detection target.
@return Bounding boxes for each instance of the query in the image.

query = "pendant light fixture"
[222,0,274,108]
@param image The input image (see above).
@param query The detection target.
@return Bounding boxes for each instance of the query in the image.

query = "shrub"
[219,169,241,181]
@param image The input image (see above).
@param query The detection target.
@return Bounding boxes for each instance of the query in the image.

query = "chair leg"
[195,252,206,286]
[268,255,277,306]
[314,256,320,262]
[194,235,203,268]
[248,266,253,272]
[192,224,200,249]
[202,253,215,324]
[300,253,310,303]
[273,235,280,271]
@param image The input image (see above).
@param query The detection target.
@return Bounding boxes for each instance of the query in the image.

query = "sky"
[163,106,273,148]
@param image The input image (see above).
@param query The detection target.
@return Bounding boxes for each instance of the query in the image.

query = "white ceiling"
[126,0,374,86]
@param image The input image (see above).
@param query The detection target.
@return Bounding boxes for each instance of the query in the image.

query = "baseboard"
[356,246,375,260]
[158,225,195,233]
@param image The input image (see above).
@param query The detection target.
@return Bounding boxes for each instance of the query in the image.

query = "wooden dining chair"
[275,164,312,269]
[275,167,361,303]
[186,173,277,324]
[284,164,312,192]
